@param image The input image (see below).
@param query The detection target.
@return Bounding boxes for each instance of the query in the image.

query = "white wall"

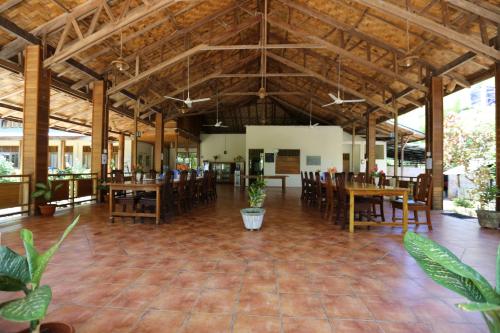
[342,132,387,174]
[137,141,154,172]
[200,134,246,163]
[245,126,344,187]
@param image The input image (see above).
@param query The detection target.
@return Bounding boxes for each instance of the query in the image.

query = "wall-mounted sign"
[306,155,321,166]
[265,153,274,163]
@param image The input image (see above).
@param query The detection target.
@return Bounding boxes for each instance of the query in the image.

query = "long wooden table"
[108,181,163,225]
[346,182,409,233]
[242,175,289,193]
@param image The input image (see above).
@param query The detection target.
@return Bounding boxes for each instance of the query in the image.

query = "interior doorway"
[343,153,350,172]
[248,149,264,185]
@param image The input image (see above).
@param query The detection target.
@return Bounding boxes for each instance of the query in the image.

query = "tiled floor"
[0,186,498,333]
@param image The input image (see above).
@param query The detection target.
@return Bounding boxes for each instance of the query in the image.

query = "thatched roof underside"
[0,0,497,142]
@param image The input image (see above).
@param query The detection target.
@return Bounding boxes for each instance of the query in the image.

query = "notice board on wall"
[275,149,300,174]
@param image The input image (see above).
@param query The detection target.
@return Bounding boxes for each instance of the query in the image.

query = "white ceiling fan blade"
[164,96,185,102]
[313,123,319,127]
[342,99,366,103]
[322,102,336,107]
[190,97,211,103]
[202,124,215,127]
[328,93,341,102]
[220,125,229,128]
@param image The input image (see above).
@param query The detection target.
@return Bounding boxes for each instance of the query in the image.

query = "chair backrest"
[111,170,124,183]
[378,173,387,186]
[149,170,157,179]
[335,172,346,199]
[354,172,366,183]
[347,172,354,183]
[300,171,305,188]
[315,171,321,197]
[188,170,197,192]
[414,173,432,204]
[324,172,334,202]
[178,170,188,194]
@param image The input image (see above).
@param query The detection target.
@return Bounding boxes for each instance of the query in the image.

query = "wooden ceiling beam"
[267,16,428,93]
[445,0,500,24]
[267,51,396,114]
[215,73,311,78]
[43,0,182,68]
[349,0,500,61]
[205,43,323,51]
[0,0,22,13]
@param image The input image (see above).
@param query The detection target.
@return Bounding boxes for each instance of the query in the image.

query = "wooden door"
[343,153,350,172]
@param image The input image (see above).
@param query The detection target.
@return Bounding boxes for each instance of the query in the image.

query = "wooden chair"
[354,172,366,183]
[334,172,372,227]
[138,170,174,223]
[300,171,307,201]
[347,172,354,183]
[315,172,325,211]
[369,173,387,222]
[110,170,138,222]
[323,172,335,220]
[391,173,433,230]
[207,170,217,201]
[173,170,189,214]
[187,170,198,209]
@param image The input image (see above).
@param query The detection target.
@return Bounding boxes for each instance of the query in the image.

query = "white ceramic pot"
[241,208,265,230]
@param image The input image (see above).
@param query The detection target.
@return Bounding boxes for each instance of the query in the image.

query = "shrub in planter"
[31,181,63,217]
[0,216,80,333]
[404,232,500,333]
[476,185,500,229]
[241,177,266,230]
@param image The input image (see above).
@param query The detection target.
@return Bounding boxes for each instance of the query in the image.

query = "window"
[176,152,198,169]
[48,146,58,170]
[82,146,91,169]
[64,146,73,168]
[0,146,19,168]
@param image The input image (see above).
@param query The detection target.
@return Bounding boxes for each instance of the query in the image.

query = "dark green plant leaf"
[457,302,500,312]
[21,216,80,287]
[404,232,500,304]
[34,183,48,190]
[31,190,46,199]
[0,247,30,292]
[43,190,52,202]
[0,285,51,322]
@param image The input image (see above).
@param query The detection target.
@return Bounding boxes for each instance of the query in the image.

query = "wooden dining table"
[242,175,289,193]
[107,176,203,225]
[322,181,409,233]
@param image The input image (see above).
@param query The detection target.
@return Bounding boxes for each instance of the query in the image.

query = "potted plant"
[241,177,266,230]
[97,178,109,203]
[31,181,63,217]
[369,165,384,185]
[404,232,500,332]
[476,185,500,229]
[0,216,80,333]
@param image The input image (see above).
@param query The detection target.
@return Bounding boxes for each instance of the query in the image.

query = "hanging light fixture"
[398,20,419,68]
[111,30,130,72]
[258,0,267,99]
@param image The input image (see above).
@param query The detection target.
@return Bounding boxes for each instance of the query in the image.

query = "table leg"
[349,191,355,233]
[155,187,160,225]
[282,178,286,193]
[402,191,408,233]
[109,189,114,223]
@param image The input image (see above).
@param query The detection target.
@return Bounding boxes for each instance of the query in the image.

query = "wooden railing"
[47,173,98,208]
[0,175,31,218]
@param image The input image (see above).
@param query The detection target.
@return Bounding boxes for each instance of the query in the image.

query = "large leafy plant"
[404,232,500,332]
[248,177,266,208]
[0,216,80,333]
[31,181,62,203]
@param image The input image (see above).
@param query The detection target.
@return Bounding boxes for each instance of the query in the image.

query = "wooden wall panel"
[431,76,444,210]
[276,150,300,174]
[22,45,50,213]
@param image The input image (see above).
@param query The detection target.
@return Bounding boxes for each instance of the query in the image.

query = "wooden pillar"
[131,102,138,169]
[154,112,164,173]
[197,141,201,169]
[107,140,113,173]
[351,126,355,172]
[22,45,50,214]
[175,131,179,169]
[59,140,66,170]
[394,109,399,180]
[496,29,500,211]
[431,76,444,210]
[118,133,125,170]
[91,80,109,189]
[366,113,376,173]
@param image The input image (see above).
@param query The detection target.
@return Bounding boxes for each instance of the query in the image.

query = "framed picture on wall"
[265,153,274,163]
[306,155,321,166]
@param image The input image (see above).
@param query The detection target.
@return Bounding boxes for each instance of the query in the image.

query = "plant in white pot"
[241,177,266,230]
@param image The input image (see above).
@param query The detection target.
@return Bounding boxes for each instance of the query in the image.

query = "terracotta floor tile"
[108,284,161,309]
[312,275,352,295]
[181,312,232,333]
[282,317,333,333]
[78,308,141,333]
[131,310,187,333]
[361,295,418,322]
[233,314,281,333]
[280,293,326,318]
[322,295,373,320]
[278,274,316,294]
[241,275,277,293]
[331,320,383,333]
[170,271,210,290]
[206,273,243,290]
[45,304,96,330]
[152,288,200,311]
[135,269,176,286]
[106,267,146,284]
[379,322,433,333]
[193,289,238,313]
[238,291,280,316]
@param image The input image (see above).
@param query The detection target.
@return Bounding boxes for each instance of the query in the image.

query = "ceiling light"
[111,57,130,72]
[258,87,266,99]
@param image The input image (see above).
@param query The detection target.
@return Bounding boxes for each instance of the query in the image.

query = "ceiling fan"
[309,98,319,128]
[164,56,211,108]
[203,90,228,128]
[322,56,365,107]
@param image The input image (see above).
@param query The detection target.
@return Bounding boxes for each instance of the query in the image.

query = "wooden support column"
[431,76,444,210]
[197,142,201,169]
[366,113,376,173]
[118,133,125,170]
[496,28,500,211]
[351,126,355,172]
[22,45,50,214]
[175,131,179,169]
[131,102,138,170]
[154,112,164,173]
[59,140,66,170]
[394,108,399,181]
[91,81,109,196]
[107,140,113,173]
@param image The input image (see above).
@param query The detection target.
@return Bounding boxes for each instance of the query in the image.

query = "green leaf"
[34,183,48,190]
[53,183,63,191]
[404,232,500,304]
[21,216,80,287]
[31,190,46,199]
[457,302,500,312]
[0,247,30,292]
[0,285,51,322]
[43,190,52,202]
